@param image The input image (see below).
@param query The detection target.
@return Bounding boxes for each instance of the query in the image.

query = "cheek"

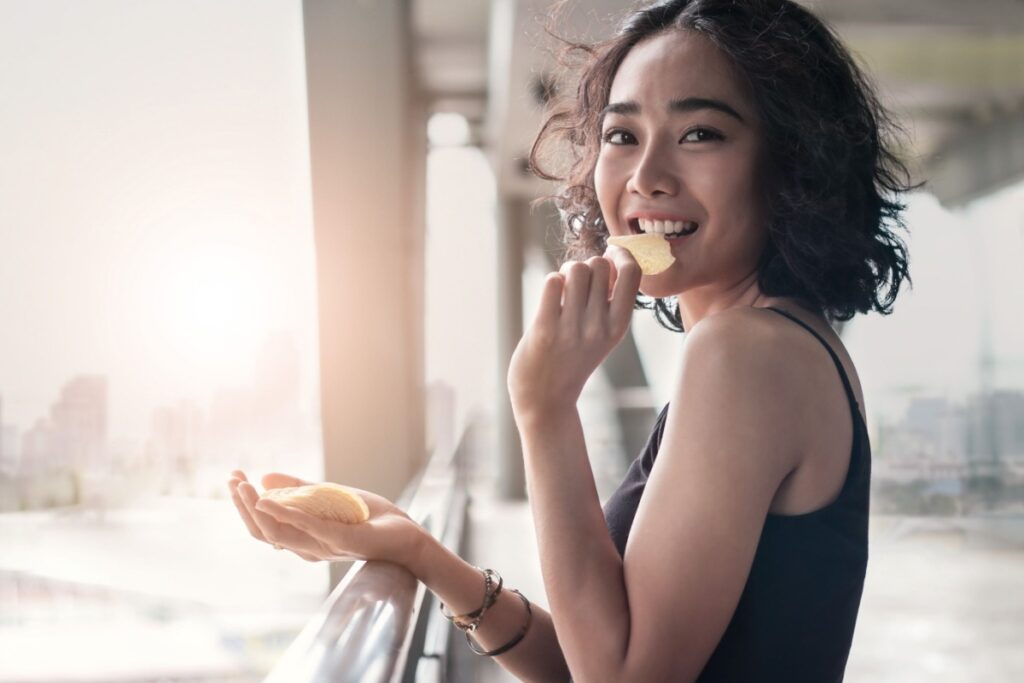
[693,154,764,227]
[593,158,611,200]
[593,158,617,221]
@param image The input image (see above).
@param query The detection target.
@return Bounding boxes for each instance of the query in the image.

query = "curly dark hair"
[529,0,919,333]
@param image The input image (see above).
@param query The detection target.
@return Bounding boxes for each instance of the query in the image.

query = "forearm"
[516,405,631,683]
[411,529,572,683]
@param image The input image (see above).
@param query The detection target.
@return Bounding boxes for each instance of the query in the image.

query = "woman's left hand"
[228,470,426,568]
[507,246,642,418]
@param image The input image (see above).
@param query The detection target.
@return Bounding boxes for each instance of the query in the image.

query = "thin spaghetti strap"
[762,307,860,412]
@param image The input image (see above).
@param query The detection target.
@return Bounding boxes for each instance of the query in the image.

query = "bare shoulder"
[682,306,808,374]
[686,304,850,376]
[675,306,820,463]
[711,304,865,415]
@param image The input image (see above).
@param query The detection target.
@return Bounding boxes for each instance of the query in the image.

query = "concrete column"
[302,0,426,590]
[496,196,526,500]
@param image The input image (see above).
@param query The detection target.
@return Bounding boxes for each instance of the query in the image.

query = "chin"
[639,278,684,299]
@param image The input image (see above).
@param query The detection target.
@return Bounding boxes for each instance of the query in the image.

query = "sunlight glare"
[159,245,272,374]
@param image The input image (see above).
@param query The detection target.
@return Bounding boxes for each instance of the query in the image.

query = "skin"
[594,28,784,328]
[228,28,867,682]
[227,470,423,568]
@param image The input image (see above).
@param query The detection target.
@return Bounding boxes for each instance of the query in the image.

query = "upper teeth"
[637,219,697,234]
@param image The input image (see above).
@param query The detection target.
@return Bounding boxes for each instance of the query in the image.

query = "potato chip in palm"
[262,482,370,524]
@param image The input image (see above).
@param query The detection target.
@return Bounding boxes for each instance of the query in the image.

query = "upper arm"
[618,311,807,682]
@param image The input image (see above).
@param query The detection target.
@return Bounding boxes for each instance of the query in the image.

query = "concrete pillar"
[496,196,526,500]
[302,0,426,590]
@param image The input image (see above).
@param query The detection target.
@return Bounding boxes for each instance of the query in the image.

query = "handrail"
[409,473,469,683]
[263,421,472,683]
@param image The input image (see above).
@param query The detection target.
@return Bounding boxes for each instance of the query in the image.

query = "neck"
[675,272,783,331]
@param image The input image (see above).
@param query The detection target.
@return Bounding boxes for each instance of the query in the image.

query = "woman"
[229,0,915,680]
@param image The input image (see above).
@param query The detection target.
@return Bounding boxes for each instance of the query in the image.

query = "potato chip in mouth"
[262,482,370,523]
[607,233,676,275]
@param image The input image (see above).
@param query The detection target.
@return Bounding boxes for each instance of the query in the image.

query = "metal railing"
[263,423,472,683]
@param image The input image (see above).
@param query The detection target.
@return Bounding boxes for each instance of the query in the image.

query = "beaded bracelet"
[465,589,532,657]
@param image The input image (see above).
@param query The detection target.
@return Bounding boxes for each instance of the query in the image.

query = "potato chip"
[607,233,675,275]
[261,482,370,524]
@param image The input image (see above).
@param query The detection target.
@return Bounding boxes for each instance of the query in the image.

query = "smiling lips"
[628,217,700,237]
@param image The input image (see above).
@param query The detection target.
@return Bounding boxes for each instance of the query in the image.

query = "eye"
[680,127,724,143]
[601,128,636,145]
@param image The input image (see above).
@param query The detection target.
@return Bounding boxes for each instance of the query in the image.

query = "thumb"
[262,472,311,490]
[604,245,637,293]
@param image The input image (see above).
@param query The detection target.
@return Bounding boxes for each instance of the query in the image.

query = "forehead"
[608,30,753,116]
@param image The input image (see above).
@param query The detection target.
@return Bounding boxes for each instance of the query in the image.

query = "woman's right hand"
[227,469,427,569]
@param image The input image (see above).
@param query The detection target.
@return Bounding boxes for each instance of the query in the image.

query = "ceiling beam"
[926,111,1024,206]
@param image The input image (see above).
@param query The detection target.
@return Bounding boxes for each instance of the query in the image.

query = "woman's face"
[594,30,769,299]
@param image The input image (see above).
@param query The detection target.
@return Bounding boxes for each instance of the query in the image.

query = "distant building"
[0,394,22,476]
[904,396,969,459]
[147,399,204,485]
[12,415,78,509]
[0,424,18,476]
[964,390,1024,461]
[17,376,108,477]
[50,375,108,472]
[874,389,1024,504]
[20,417,60,477]
[875,396,969,482]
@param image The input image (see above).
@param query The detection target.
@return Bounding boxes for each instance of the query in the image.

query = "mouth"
[628,217,700,238]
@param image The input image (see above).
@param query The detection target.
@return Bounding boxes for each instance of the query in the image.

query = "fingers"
[606,257,619,300]
[584,256,612,312]
[534,272,564,330]
[236,480,322,561]
[559,260,592,330]
[256,498,362,562]
[256,499,332,540]
[262,472,311,490]
[543,254,632,334]
[228,476,266,542]
[606,246,642,329]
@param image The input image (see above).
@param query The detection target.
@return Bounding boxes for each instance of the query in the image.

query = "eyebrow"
[599,97,746,125]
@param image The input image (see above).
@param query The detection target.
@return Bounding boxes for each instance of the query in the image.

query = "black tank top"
[602,307,870,682]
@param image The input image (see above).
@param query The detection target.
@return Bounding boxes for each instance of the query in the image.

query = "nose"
[626,142,679,198]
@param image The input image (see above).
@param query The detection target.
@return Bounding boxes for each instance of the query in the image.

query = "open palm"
[228,470,423,567]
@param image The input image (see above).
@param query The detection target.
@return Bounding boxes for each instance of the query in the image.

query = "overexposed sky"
[0,0,319,440]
